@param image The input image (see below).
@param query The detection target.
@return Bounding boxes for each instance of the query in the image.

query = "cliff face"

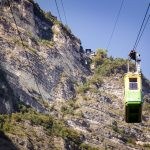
[0,0,90,114]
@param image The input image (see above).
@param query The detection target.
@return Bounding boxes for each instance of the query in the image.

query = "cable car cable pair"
[124,3,150,123]
[133,3,150,50]
[53,0,68,26]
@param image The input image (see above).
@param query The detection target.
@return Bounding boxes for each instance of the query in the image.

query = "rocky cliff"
[0,0,90,114]
[0,0,150,150]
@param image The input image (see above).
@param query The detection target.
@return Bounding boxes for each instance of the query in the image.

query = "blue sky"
[35,0,150,80]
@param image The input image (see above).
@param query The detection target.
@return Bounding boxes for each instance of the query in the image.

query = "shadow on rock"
[0,130,18,150]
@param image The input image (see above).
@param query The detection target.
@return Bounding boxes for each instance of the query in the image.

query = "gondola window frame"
[129,78,138,90]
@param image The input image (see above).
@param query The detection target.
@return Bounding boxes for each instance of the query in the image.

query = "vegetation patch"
[61,100,79,116]
[143,143,150,148]
[89,75,103,87]
[38,39,54,48]
[0,102,98,149]
[127,137,136,145]
[91,49,135,77]
[79,143,99,150]
[77,83,91,94]
[94,58,134,76]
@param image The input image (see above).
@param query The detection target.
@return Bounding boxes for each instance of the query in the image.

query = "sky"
[35,0,150,80]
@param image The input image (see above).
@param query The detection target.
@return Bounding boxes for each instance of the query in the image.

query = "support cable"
[135,15,150,50]
[106,0,124,50]
[60,0,68,25]
[133,3,150,50]
[54,0,62,22]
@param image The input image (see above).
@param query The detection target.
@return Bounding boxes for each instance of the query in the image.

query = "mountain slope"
[0,0,150,150]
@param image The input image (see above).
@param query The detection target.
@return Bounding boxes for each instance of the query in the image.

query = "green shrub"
[89,88,99,93]
[38,39,54,48]
[143,101,150,112]
[92,49,107,66]
[127,137,136,145]
[77,83,90,94]
[45,12,58,24]
[0,115,5,129]
[68,100,79,109]
[79,143,99,150]
[3,121,13,132]
[11,113,22,122]
[143,143,150,147]
[118,129,125,136]
[95,58,135,76]
[24,112,52,127]
[61,128,81,145]
[18,102,32,113]
[112,125,118,132]
[61,106,74,115]
[89,75,103,86]
[82,95,90,101]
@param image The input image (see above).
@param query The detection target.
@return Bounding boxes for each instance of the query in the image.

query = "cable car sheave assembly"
[124,51,143,123]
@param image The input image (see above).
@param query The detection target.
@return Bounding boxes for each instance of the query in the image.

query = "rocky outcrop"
[65,74,150,149]
[0,0,90,113]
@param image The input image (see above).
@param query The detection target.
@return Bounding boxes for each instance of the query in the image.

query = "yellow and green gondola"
[124,72,143,123]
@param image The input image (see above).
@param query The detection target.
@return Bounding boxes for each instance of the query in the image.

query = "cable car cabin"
[124,73,143,123]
